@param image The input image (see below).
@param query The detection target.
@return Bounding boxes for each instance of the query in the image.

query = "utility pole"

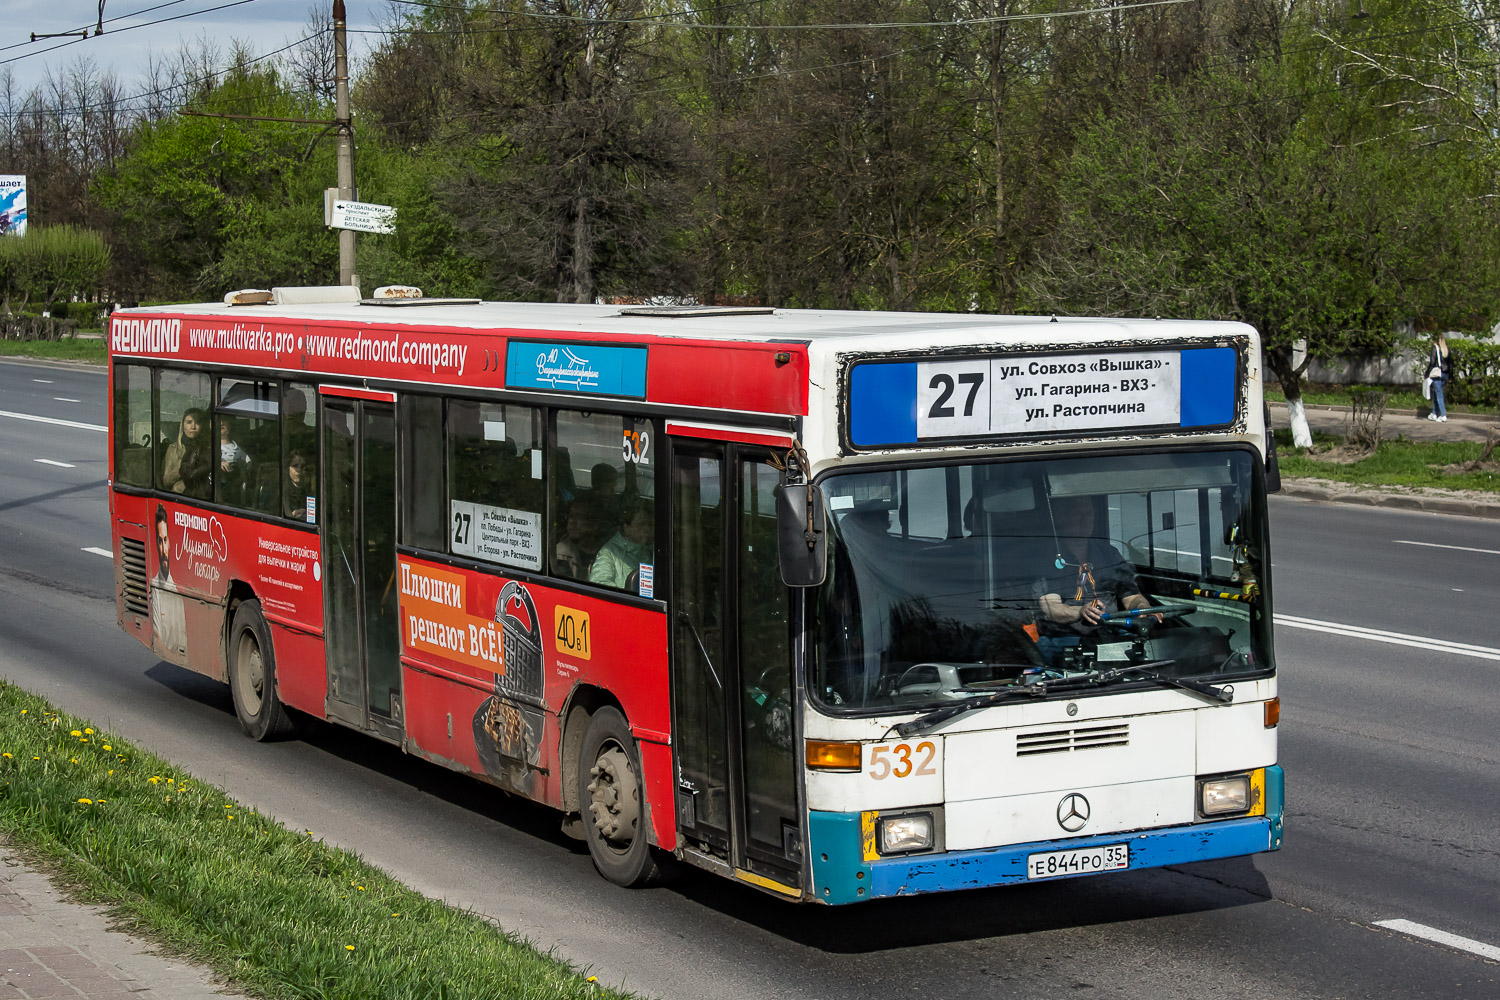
[333,0,356,290]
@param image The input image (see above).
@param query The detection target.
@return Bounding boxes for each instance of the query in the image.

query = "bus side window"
[554,410,655,593]
[447,400,544,570]
[155,370,211,500]
[113,363,153,488]
[399,394,444,545]
[216,378,280,516]
[282,383,317,521]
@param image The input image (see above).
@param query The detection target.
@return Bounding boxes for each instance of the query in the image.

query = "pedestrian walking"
[1425,333,1452,423]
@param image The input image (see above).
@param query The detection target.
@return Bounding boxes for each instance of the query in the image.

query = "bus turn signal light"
[1264,697,1280,728]
[806,740,862,771]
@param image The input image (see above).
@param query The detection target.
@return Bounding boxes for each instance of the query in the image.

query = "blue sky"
[3,0,378,101]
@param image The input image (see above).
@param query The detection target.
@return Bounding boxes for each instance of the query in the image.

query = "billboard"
[0,176,26,236]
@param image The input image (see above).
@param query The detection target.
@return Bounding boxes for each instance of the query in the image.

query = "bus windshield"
[812,449,1272,713]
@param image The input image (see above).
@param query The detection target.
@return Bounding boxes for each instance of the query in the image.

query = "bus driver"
[1036,493,1157,631]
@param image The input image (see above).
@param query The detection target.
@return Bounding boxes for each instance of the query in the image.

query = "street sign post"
[329,199,395,235]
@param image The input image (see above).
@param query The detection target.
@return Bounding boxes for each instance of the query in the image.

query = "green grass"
[1275,429,1500,493]
[0,682,633,1000]
[1266,383,1495,416]
[0,338,107,362]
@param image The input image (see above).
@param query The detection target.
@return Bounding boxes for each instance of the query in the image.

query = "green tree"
[0,225,111,314]
[1026,13,1500,446]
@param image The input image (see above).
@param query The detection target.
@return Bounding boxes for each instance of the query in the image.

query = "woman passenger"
[162,408,210,497]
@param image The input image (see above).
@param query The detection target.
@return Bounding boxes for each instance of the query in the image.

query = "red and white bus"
[109,286,1282,902]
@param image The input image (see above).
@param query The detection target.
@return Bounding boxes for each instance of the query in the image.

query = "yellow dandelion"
[108,770,113,776]
[227,814,234,820]
[2,753,11,759]
[70,730,81,736]
[77,798,92,805]
[147,776,161,784]
[167,778,174,784]
[97,799,106,804]
[80,739,88,743]
[69,758,78,764]
[84,728,93,734]
[587,976,598,983]
[391,913,400,918]
[19,709,25,715]
[345,945,355,952]
[102,745,112,751]
[31,756,39,760]
[357,886,365,891]
[165,796,171,802]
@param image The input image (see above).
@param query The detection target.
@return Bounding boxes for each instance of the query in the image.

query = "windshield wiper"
[1081,663,1234,703]
[892,661,1232,737]
[892,684,1049,737]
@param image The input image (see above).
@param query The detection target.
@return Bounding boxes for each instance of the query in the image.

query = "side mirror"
[776,483,827,587]
[1262,402,1282,493]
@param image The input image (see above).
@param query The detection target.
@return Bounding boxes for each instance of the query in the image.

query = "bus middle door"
[320,388,403,743]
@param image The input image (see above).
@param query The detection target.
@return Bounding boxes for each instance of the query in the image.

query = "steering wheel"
[1092,605,1194,620]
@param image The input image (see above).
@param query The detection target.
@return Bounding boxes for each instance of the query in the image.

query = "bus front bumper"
[808,765,1283,905]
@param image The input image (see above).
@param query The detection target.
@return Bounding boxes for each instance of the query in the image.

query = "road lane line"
[33,458,76,468]
[81,547,112,558]
[1274,614,1500,661]
[31,379,52,384]
[53,396,81,403]
[1393,539,1500,556]
[0,409,106,433]
[1373,919,1500,961]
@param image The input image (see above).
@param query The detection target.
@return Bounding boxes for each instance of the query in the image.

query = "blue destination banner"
[849,346,1237,448]
[506,341,648,398]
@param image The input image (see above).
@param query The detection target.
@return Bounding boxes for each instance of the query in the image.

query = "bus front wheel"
[579,707,667,887]
[228,600,295,741]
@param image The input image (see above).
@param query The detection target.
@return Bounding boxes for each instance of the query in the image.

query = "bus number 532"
[867,742,938,780]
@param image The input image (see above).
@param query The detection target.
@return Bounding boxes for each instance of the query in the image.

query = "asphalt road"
[0,358,1496,999]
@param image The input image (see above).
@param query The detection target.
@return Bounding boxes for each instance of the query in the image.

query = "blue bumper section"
[809,765,1284,905]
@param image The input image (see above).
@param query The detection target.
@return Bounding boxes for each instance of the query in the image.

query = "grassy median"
[0,681,632,1000]
[0,338,108,362]
[1274,430,1500,494]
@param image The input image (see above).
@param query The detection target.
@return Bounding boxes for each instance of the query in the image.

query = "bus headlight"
[1199,775,1251,816]
[878,813,934,855]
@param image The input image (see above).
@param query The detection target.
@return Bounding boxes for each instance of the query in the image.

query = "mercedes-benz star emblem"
[1057,792,1090,832]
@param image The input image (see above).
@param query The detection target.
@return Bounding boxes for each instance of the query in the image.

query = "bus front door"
[670,442,801,888]
[321,394,403,742]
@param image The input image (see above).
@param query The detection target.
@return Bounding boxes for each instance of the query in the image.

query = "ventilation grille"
[1016,723,1129,757]
[120,538,147,615]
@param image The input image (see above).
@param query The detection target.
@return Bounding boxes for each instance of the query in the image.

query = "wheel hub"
[587,746,639,845]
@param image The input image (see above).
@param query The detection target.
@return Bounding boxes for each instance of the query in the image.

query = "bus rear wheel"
[579,707,667,887]
[228,600,295,741]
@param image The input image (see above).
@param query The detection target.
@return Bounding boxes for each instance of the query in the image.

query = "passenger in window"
[555,494,606,580]
[284,451,313,520]
[219,421,248,473]
[162,408,211,497]
[1036,494,1156,631]
[588,496,653,590]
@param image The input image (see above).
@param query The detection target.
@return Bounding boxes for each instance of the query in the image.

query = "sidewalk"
[1267,402,1500,520]
[0,848,240,1000]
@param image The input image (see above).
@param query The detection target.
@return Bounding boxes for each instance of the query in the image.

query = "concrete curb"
[1278,478,1500,520]
[1270,400,1499,424]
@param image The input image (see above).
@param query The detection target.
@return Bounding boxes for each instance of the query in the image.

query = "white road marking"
[81,547,112,558]
[31,379,52,384]
[1275,614,1500,661]
[1393,539,1500,556]
[53,396,80,403]
[33,458,75,468]
[1373,919,1500,962]
[0,409,106,433]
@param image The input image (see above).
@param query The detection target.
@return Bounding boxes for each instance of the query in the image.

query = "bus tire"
[579,707,668,887]
[228,600,295,741]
